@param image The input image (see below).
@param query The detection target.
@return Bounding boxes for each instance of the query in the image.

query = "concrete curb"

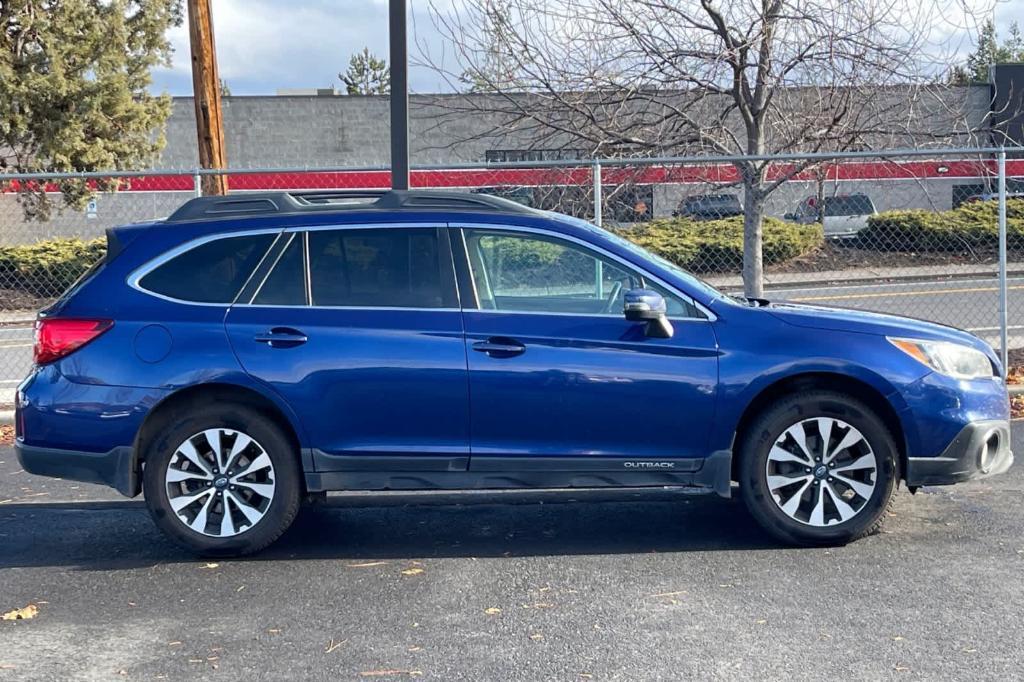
[1008,384,1024,396]
[707,267,1024,291]
[0,410,13,425]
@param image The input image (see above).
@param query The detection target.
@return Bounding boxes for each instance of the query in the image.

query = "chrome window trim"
[302,231,313,305]
[462,308,710,323]
[127,220,715,321]
[128,222,448,308]
[127,227,284,307]
[234,304,464,312]
[454,222,717,322]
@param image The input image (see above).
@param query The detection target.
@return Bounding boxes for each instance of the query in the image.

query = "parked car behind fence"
[786,193,877,238]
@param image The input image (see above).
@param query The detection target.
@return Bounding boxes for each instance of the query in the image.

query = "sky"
[149,0,1024,97]
[151,0,455,95]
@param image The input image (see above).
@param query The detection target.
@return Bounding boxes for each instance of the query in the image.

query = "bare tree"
[422,0,985,296]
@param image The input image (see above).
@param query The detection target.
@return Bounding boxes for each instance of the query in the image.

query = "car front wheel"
[738,391,898,546]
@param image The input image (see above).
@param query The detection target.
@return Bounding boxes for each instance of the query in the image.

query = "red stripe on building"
[4,159,1024,193]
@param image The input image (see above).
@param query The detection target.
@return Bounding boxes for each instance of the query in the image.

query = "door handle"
[254,327,308,348]
[472,337,526,357]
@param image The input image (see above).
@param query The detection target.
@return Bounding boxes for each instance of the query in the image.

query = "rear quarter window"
[138,233,276,304]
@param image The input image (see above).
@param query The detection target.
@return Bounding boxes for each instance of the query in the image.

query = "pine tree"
[340,48,390,95]
[0,0,181,219]
[950,20,1024,84]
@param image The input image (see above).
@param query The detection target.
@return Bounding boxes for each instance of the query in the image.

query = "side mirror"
[623,289,673,338]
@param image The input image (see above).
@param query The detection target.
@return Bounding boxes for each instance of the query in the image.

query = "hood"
[765,301,995,355]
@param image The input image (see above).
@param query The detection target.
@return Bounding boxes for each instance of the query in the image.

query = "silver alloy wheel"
[765,417,878,527]
[164,428,276,538]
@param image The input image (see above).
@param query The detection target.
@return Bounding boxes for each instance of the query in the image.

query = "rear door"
[452,225,719,468]
[224,224,470,472]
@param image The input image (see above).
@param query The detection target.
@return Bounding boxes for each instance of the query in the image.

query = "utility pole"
[389,0,410,190]
[187,0,228,196]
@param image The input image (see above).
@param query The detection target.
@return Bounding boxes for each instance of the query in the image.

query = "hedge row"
[616,216,823,273]
[0,238,106,294]
[860,198,1024,251]
[3,200,1019,299]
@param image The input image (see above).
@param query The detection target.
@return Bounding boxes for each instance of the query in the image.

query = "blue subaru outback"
[15,191,1013,555]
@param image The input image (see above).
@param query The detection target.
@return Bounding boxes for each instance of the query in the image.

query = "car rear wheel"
[142,404,302,556]
[738,391,898,546]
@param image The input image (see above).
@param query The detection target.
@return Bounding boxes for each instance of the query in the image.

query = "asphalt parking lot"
[1,425,1023,681]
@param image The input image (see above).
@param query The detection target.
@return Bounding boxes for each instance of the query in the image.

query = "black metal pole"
[389,0,410,190]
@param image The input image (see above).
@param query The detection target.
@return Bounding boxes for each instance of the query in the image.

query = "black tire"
[142,403,302,557]
[737,391,898,546]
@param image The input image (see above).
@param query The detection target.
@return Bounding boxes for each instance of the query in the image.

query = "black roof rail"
[165,189,539,223]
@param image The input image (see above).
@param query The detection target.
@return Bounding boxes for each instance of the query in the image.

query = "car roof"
[165,190,543,224]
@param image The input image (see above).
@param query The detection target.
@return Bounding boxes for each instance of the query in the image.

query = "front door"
[225,225,470,472]
[454,226,719,466]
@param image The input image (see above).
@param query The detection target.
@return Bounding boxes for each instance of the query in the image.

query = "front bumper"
[15,441,138,497]
[905,419,1013,487]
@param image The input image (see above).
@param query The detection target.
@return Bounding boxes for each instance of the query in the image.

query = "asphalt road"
[1,423,1022,681]
[765,275,1024,347]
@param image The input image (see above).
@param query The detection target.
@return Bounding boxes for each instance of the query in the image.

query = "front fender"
[710,313,928,456]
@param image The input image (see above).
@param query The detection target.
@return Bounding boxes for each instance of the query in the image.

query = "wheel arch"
[130,381,308,496]
[730,371,908,482]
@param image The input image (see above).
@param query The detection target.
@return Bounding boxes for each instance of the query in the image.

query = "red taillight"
[33,318,113,365]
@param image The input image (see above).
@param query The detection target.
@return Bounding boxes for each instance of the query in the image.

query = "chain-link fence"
[1,147,1020,400]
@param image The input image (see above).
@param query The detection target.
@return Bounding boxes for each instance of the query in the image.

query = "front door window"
[463,229,696,317]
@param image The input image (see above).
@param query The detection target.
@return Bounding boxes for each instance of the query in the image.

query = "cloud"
[151,0,1024,96]
[150,0,451,95]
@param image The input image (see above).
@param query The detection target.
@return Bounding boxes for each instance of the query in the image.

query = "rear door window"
[138,233,275,304]
[308,227,451,308]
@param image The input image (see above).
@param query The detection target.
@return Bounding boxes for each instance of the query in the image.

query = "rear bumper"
[905,419,1013,487]
[15,441,138,497]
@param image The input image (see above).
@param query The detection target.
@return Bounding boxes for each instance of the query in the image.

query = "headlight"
[888,337,994,380]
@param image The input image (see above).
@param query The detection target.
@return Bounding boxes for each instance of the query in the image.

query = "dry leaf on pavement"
[2,604,38,621]
[1010,394,1024,419]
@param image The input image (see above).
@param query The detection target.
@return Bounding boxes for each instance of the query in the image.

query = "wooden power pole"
[187,0,228,196]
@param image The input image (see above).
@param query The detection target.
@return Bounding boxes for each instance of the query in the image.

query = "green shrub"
[0,237,106,294]
[860,198,1024,251]
[615,216,823,273]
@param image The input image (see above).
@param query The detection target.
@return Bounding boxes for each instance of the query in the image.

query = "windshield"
[553,214,736,305]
